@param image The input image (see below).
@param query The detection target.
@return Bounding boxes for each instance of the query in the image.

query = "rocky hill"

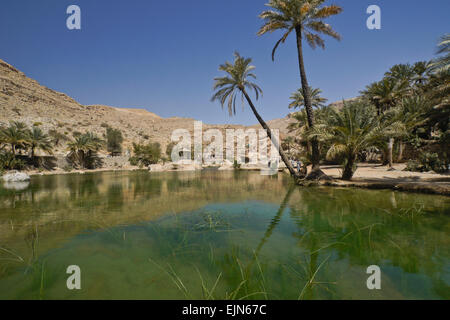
[0,58,297,155]
[1,58,357,157]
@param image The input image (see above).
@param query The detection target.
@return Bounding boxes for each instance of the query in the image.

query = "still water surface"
[0,170,448,299]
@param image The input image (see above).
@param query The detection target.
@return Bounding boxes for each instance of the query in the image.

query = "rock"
[2,171,31,182]
[304,169,333,181]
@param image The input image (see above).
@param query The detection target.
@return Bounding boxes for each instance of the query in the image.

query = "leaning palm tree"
[428,34,450,73]
[26,127,53,162]
[289,87,328,109]
[309,102,384,180]
[258,0,342,170]
[211,52,298,177]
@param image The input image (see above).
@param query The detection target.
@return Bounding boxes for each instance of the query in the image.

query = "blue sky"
[1,0,449,125]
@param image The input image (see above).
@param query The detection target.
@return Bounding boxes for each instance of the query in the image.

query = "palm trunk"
[388,138,394,168]
[11,144,16,156]
[342,154,356,181]
[242,90,298,177]
[398,141,404,162]
[295,26,320,170]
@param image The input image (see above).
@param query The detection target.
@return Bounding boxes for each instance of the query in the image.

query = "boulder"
[2,171,31,182]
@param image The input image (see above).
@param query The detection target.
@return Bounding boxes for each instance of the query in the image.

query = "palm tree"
[412,61,430,86]
[428,34,450,73]
[384,63,414,84]
[281,136,295,156]
[391,96,430,161]
[258,0,342,170]
[362,78,410,115]
[27,127,53,162]
[361,78,410,167]
[67,132,103,169]
[1,122,28,156]
[289,87,328,109]
[309,102,384,180]
[0,123,6,151]
[211,52,298,177]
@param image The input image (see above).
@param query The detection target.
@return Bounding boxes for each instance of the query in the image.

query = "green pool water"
[0,170,448,300]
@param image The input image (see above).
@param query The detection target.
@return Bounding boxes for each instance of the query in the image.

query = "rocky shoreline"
[2,163,449,196]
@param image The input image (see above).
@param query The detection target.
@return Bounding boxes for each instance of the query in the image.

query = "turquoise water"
[0,170,448,299]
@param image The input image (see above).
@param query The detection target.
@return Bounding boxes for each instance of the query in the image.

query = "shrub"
[106,127,123,156]
[130,142,161,167]
[0,152,26,171]
[405,152,448,173]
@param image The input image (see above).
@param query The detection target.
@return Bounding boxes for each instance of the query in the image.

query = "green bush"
[106,127,123,156]
[0,152,26,171]
[130,142,161,167]
[405,152,448,173]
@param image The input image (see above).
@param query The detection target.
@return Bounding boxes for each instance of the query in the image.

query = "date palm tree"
[309,102,384,180]
[67,132,103,169]
[289,87,328,109]
[361,78,410,168]
[27,127,53,162]
[385,63,414,85]
[1,122,28,156]
[211,52,298,177]
[428,34,450,73]
[258,0,342,170]
[412,61,430,87]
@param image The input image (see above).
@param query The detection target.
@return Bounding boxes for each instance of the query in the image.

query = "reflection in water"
[2,181,30,191]
[0,170,448,299]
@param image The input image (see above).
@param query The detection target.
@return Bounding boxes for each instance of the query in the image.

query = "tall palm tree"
[309,102,384,180]
[27,127,53,161]
[211,52,298,177]
[1,122,28,156]
[258,0,342,170]
[289,87,328,109]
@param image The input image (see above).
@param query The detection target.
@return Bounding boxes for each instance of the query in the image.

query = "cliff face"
[0,58,302,154]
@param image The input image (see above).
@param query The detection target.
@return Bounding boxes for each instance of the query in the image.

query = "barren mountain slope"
[0,58,303,154]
